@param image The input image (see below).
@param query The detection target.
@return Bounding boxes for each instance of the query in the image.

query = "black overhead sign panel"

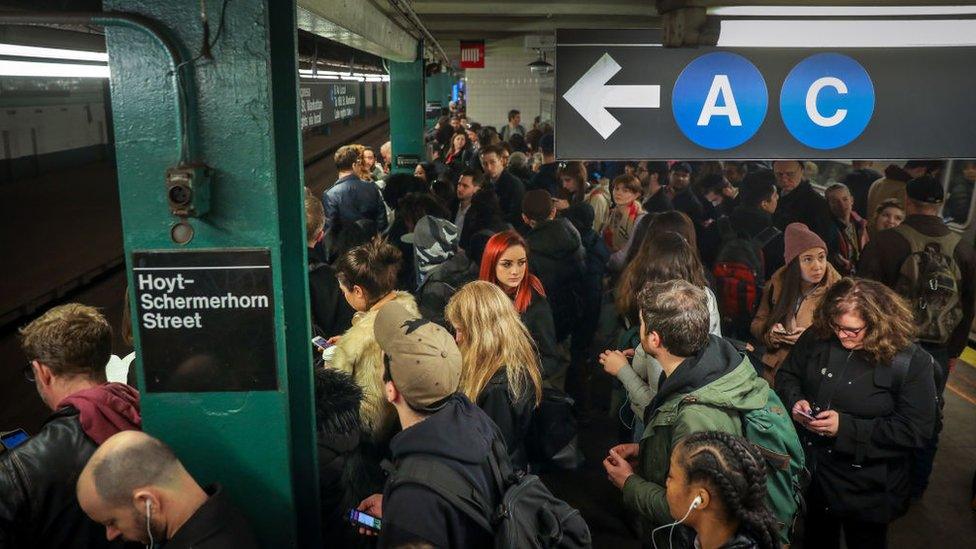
[299,80,361,130]
[555,29,976,160]
[132,249,278,393]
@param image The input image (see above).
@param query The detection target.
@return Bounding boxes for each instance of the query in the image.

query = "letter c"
[805,77,847,127]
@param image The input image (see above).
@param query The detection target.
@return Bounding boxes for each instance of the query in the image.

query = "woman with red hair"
[479,230,559,378]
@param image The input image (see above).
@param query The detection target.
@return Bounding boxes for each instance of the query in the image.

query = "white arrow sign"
[562,53,661,139]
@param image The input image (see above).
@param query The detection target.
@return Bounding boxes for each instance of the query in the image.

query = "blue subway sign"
[555,29,976,159]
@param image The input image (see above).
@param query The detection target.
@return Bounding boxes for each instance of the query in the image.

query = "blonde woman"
[445,281,543,470]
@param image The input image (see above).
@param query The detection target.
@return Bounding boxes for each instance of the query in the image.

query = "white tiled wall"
[1,103,107,160]
[464,37,554,129]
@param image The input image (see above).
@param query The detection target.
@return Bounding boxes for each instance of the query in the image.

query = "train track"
[0,118,390,332]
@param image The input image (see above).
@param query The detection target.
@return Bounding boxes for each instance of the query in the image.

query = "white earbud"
[145,499,154,549]
[691,495,703,510]
[652,494,704,549]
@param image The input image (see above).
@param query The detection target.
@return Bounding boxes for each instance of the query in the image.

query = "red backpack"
[712,218,780,335]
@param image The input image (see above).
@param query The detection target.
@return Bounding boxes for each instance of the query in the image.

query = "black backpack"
[892,225,963,345]
[527,387,584,471]
[388,436,592,549]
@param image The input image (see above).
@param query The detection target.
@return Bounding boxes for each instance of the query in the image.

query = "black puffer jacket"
[0,408,120,549]
[776,332,937,523]
[416,251,478,328]
[525,218,586,342]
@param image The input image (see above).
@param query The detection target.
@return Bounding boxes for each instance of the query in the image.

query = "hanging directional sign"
[556,29,976,159]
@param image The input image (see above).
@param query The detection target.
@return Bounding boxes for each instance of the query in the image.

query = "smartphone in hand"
[348,509,381,532]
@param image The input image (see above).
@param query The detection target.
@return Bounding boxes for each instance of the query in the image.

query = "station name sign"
[131,249,278,393]
[300,80,361,130]
[555,29,976,159]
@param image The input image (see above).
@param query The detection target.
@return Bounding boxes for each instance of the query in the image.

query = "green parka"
[622,335,769,530]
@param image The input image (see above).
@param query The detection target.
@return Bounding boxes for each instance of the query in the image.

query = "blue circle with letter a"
[672,52,768,150]
[780,53,874,150]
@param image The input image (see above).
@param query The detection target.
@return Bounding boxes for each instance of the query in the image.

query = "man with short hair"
[640,161,673,214]
[305,188,354,337]
[500,109,525,141]
[668,162,705,228]
[356,303,497,548]
[323,144,389,237]
[529,133,560,196]
[454,168,485,233]
[859,175,976,498]
[1,304,141,548]
[730,169,785,279]
[480,144,526,226]
[771,159,836,253]
[602,280,770,536]
[723,160,747,187]
[825,183,869,276]
[522,189,585,345]
[701,173,739,218]
[76,431,257,548]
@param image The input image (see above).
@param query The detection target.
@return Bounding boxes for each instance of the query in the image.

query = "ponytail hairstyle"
[445,281,543,407]
[675,431,782,549]
[478,230,545,314]
[334,238,402,309]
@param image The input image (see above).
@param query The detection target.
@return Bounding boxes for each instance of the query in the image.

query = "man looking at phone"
[356,302,496,548]
[76,430,257,548]
[602,281,771,538]
[1,304,142,548]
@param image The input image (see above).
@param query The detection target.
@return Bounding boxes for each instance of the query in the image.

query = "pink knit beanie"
[784,223,827,265]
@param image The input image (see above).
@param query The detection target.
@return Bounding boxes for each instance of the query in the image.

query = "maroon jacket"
[59,382,141,444]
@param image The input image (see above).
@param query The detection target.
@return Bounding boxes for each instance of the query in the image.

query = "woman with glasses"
[775,278,937,549]
[751,223,841,385]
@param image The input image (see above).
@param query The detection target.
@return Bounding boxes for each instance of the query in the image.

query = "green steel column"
[103,1,318,546]
[388,46,424,173]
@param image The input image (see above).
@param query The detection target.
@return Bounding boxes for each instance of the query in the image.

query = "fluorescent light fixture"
[717,19,976,47]
[0,43,108,62]
[0,59,109,78]
[710,6,976,17]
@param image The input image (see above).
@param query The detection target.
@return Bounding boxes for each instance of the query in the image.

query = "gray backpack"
[893,224,963,345]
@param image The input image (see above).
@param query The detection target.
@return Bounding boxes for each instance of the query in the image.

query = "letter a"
[697,75,742,127]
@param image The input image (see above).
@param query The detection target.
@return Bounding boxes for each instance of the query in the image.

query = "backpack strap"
[753,226,782,248]
[388,454,495,534]
[890,346,914,395]
[893,223,962,256]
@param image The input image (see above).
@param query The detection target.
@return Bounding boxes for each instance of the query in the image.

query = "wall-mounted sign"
[395,154,421,168]
[556,28,976,159]
[132,249,278,393]
[460,40,485,69]
[299,80,361,130]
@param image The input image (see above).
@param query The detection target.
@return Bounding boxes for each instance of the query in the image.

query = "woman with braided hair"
[664,431,781,549]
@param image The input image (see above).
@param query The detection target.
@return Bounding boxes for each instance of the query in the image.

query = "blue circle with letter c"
[672,52,768,150]
[780,53,874,150]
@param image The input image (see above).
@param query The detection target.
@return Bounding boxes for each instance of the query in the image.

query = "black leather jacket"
[0,407,120,549]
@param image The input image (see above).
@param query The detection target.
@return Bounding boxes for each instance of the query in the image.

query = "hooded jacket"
[416,251,477,329]
[526,217,586,342]
[0,383,141,549]
[381,394,496,548]
[329,292,418,442]
[750,262,842,380]
[866,164,911,221]
[622,336,768,531]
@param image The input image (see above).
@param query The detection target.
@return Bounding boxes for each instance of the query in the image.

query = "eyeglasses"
[831,322,867,338]
[24,360,36,382]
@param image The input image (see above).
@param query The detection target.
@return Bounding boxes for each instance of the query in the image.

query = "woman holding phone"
[751,223,840,385]
[775,278,936,549]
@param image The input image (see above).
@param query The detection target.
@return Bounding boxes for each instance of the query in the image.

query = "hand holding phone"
[349,509,382,532]
[312,336,332,353]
